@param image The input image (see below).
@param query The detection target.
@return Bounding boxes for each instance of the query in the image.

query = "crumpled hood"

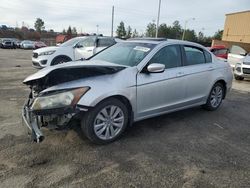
[23,60,127,91]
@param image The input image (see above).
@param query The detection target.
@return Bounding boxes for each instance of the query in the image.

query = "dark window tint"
[97,38,115,47]
[184,46,206,65]
[149,45,182,69]
[204,50,212,63]
[213,49,228,55]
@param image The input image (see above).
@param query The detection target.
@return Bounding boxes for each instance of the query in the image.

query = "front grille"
[243,68,250,74]
[33,52,38,58]
[5,42,11,45]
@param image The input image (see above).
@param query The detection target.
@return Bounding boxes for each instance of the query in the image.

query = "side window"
[97,38,115,47]
[184,46,206,66]
[204,50,212,63]
[77,38,95,48]
[149,45,182,69]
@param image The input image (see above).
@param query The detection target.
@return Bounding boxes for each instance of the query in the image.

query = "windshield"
[90,42,156,66]
[60,37,84,47]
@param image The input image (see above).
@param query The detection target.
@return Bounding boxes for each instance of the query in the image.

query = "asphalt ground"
[0,49,249,188]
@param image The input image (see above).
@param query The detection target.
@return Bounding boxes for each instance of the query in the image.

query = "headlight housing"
[39,50,56,56]
[31,87,89,111]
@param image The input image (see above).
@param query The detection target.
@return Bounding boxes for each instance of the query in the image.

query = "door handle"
[87,49,93,52]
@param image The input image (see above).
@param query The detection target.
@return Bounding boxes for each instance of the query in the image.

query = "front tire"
[51,56,71,66]
[203,82,224,111]
[234,75,244,80]
[81,98,129,144]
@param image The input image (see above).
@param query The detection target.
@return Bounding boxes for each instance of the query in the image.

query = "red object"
[34,41,47,49]
[210,45,229,59]
[56,35,71,44]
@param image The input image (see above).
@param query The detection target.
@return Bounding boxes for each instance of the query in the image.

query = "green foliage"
[34,18,45,33]
[67,26,72,36]
[213,30,223,40]
[132,29,139,38]
[126,26,132,38]
[116,21,126,38]
[72,27,77,35]
[145,22,156,37]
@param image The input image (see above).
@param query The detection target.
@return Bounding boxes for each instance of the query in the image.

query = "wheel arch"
[51,55,72,65]
[93,95,134,126]
[213,79,227,99]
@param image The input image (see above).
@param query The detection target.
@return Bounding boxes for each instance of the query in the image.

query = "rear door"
[180,45,214,104]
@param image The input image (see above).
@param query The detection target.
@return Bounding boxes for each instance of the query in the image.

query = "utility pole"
[155,0,161,38]
[182,18,195,40]
[96,25,99,35]
[111,6,114,37]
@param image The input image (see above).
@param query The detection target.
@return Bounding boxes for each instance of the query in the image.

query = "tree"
[213,30,223,40]
[158,23,170,38]
[34,18,45,33]
[145,22,156,37]
[62,29,66,34]
[72,27,77,35]
[132,29,139,38]
[116,21,126,38]
[172,20,182,39]
[183,29,197,42]
[126,26,132,38]
[67,26,72,36]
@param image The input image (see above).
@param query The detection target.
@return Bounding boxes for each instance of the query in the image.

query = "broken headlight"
[39,50,55,56]
[31,87,89,111]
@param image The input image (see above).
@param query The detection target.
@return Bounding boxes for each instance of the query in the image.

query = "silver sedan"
[22,38,233,144]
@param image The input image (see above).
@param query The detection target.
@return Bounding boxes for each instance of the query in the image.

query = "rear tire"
[51,56,71,66]
[203,82,224,111]
[81,98,128,144]
[234,75,244,80]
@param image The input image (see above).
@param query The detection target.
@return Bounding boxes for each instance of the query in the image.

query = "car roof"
[124,38,206,49]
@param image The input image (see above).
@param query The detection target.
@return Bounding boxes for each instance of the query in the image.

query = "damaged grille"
[243,68,250,74]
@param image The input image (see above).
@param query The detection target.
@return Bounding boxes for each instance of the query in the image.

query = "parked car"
[227,45,250,80]
[13,39,21,48]
[20,40,34,49]
[32,36,120,69]
[22,38,233,144]
[0,38,15,49]
[34,41,47,49]
[209,45,229,59]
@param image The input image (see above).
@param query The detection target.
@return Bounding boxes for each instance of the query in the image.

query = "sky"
[0,0,249,37]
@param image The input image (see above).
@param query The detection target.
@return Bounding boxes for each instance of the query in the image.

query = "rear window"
[184,46,206,65]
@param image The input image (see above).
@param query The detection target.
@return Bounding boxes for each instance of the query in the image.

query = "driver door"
[136,45,186,119]
[74,37,96,60]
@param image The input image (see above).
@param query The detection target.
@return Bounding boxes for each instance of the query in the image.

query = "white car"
[227,45,250,80]
[32,36,119,69]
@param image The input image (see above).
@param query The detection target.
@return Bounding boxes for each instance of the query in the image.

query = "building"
[222,10,250,43]
[212,10,250,52]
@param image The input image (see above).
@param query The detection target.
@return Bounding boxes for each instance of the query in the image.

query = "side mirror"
[74,43,83,48]
[147,63,165,73]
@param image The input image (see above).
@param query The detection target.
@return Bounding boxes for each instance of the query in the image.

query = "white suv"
[228,45,250,80]
[32,36,119,69]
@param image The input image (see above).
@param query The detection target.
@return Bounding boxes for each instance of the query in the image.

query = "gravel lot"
[0,49,250,188]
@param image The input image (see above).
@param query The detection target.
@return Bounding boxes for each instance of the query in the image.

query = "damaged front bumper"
[22,98,89,143]
[22,99,44,143]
